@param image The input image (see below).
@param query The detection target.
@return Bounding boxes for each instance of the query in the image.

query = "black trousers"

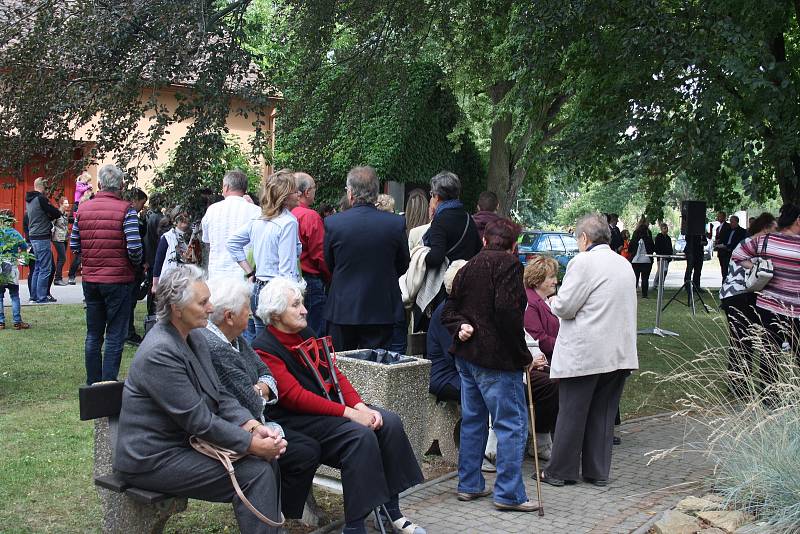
[68,251,81,279]
[329,323,393,352]
[122,452,282,534]
[758,307,800,391]
[721,293,760,396]
[546,370,629,482]
[53,240,67,281]
[632,262,653,297]
[684,253,703,288]
[279,427,322,518]
[277,407,423,522]
[718,250,732,280]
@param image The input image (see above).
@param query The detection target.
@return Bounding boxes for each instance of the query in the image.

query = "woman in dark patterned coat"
[441,218,538,512]
[201,277,321,520]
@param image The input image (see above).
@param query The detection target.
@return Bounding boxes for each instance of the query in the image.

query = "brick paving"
[398,414,711,534]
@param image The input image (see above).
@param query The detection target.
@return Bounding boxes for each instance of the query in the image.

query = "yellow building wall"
[74,86,277,191]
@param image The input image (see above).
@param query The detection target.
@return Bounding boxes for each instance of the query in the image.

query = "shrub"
[651,318,800,531]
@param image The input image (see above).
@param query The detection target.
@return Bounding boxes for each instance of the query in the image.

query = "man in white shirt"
[201,169,261,281]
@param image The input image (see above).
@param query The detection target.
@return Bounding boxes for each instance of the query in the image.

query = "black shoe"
[46,295,57,302]
[54,279,68,286]
[534,470,565,487]
[583,477,608,487]
[68,278,76,285]
[126,333,143,346]
[613,436,621,445]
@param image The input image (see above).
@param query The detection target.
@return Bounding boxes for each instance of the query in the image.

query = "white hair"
[256,277,305,326]
[444,259,467,295]
[207,277,252,325]
[155,264,206,321]
[98,164,124,192]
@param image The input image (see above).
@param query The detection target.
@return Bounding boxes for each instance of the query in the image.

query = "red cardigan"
[255,327,363,417]
[523,288,560,360]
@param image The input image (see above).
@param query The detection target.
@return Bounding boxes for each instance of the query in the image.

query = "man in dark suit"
[607,213,623,253]
[324,166,410,351]
[716,215,747,280]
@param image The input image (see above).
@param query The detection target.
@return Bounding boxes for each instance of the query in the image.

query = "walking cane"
[525,370,545,517]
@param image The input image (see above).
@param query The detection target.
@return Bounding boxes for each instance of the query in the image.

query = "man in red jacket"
[291,172,331,336]
[70,164,142,384]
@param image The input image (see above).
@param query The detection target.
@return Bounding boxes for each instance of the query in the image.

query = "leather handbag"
[189,436,285,528]
[744,234,773,292]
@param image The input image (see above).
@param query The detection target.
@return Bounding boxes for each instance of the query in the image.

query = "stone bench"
[79,382,188,534]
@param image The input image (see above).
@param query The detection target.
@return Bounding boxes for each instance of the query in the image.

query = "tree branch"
[206,0,253,30]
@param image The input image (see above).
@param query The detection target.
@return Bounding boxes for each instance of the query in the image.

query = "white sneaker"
[481,456,496,473]
[484,427,497,463]
[529,433,552,461]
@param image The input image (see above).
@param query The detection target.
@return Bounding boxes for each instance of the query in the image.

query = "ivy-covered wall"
[276,62,486,210]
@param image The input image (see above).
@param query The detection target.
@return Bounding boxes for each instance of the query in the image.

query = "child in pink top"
[73,173,92,211]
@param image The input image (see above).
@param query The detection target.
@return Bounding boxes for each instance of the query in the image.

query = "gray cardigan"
[200,326,277,420]
[114,320,254,474]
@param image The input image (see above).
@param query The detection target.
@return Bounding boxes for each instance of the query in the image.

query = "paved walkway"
[394,413,711,534]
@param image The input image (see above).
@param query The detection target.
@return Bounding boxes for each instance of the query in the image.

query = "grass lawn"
[0,291,728,532]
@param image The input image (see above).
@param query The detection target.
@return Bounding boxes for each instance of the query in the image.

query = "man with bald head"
[25,177,62,303]
[291,171,331,336]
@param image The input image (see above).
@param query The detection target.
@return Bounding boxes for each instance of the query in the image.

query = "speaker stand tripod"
[662,279,712,316]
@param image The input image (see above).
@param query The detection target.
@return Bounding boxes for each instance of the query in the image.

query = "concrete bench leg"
[425,397,460,465]
[300,489,327,527]
[98,489,187,534]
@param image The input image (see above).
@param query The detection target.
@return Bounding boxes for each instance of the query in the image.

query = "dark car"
[517,231,579,279]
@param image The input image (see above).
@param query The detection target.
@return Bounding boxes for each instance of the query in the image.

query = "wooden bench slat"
[94,473,130,493]
[125,487,174,505]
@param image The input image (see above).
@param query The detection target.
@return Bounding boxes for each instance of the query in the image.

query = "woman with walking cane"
[442,218,541,512]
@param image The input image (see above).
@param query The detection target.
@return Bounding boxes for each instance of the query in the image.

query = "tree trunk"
[487,112,513,216]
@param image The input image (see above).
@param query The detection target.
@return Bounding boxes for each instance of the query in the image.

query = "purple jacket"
[523,288,560,360]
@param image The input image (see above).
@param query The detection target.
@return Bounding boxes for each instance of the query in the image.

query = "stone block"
[697,511,755,533]
[652,510,701,534]
[335,352,432,461]
[676,496,723,514]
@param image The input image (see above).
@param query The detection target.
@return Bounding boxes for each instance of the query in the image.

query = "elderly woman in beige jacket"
[536,213,639,488]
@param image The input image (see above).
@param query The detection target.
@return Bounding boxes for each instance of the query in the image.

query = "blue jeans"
[249,280,268,342]
[83,281,132,385]
[30,239,53,302]
[303,274,327,337]
[0,284,22,324]
[455,357,528,506]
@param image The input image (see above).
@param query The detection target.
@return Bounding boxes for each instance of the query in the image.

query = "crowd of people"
[6,157,799,533]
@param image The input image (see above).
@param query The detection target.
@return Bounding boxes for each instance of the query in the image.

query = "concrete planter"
[335,351,432,462]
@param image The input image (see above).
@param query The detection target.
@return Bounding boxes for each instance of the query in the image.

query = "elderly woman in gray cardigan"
[536,213,639,488]
[201,276,321,520]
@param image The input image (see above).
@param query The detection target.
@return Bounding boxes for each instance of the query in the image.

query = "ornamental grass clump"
[649,317,800,532]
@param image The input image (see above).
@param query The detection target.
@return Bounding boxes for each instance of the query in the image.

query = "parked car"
[674,235,711,261]
[517,231,579,279]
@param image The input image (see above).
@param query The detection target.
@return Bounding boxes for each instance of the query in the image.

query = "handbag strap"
[446,213,471,256]
[759,233,770,257]
[189,436,285,528]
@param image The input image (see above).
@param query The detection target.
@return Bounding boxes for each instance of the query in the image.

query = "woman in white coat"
[536,213,639,488]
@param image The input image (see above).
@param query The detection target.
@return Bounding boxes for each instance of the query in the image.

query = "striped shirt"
[732,232,800,318]
[719,239,751,300]
[70,207,143,265]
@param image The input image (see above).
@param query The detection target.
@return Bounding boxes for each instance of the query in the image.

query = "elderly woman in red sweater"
[251,277,425,534]
[523,255,561,461]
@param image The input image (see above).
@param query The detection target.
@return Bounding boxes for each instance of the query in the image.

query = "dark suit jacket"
[609,225,624,253]
[425,207,482,268]
[323,203,410,325]
[721,226,747,252]
[714,221,732,244]
[114,320,254,474]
